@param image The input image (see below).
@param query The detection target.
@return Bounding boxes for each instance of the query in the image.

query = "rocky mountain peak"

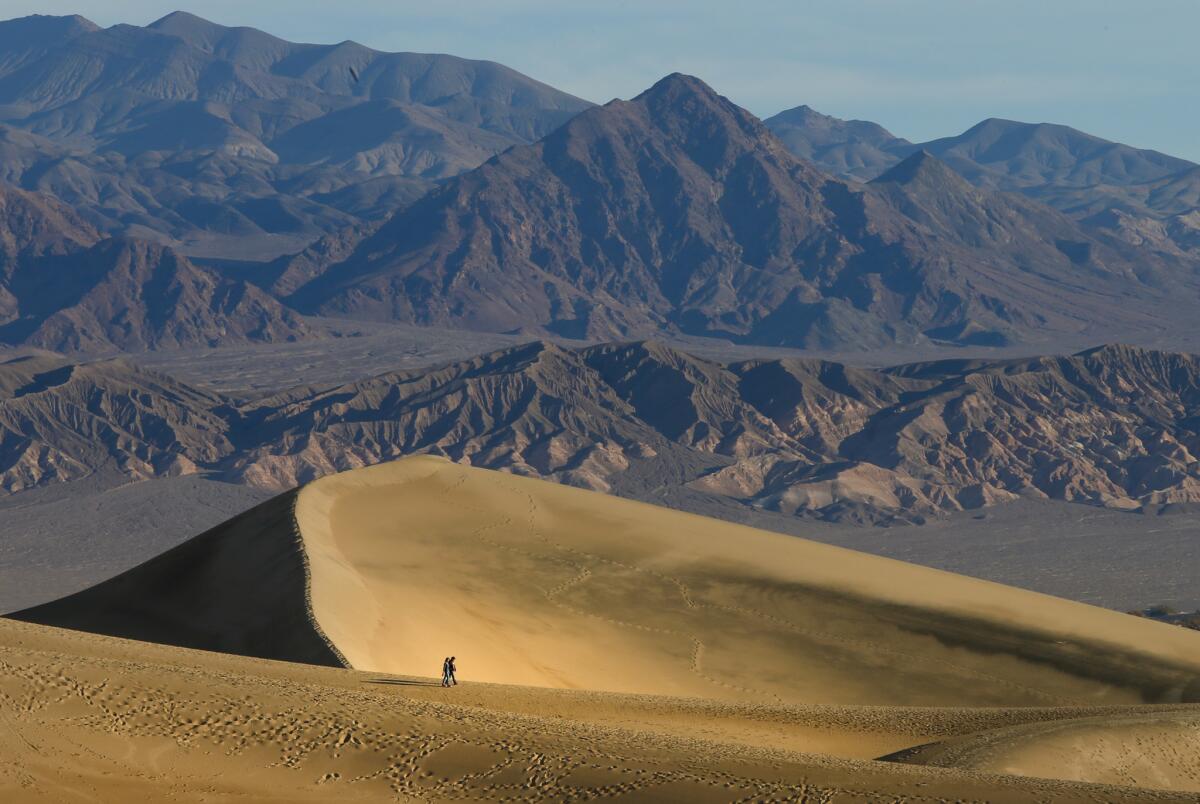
[769,104,820,123]
[631,72,768,143]
[871,149,969,190]
[0,13,98,45]
[147,10,219,31]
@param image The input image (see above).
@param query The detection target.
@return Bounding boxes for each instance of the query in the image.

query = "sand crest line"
[290,492,350,668]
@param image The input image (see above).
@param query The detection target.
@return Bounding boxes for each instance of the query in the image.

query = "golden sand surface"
[3,455,1199,800]
[2,617,1198,802]
[888,707,1200,793]
[297,457,1200,707]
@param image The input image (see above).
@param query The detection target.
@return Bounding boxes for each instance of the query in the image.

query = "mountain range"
[0,12,588,255]
[5,340,1200,524]
[764,107,1200,257]
[0,12,1198,355]
[0,183,309,351]
[278,74,1196,349]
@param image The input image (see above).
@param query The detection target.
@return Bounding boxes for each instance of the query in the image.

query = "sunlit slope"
[297,456,1200,706]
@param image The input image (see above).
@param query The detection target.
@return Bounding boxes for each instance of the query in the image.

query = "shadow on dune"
[363,678,443,687]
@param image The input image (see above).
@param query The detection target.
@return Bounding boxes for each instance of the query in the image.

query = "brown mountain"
[6,238,313,352]
[764,110,1197,217]
[0,182,99,264]
[287,74,1193,350]
[0,353,231,492]
[8,338,1200,524]
[0,183,311,351]
[228,341,1200,523]
[914,118,1197,214]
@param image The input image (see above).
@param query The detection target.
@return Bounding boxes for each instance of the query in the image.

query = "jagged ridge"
[4,340,1200,523]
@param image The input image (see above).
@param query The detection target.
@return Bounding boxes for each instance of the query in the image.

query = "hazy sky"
[5,1,1198,160]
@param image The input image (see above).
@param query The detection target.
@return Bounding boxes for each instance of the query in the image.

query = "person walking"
[447,656,458,686]
[441,656,451,687]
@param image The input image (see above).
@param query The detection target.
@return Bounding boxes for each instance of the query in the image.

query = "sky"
[4,0,1198,160]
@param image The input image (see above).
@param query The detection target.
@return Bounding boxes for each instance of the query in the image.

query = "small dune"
[885,708,1200,793]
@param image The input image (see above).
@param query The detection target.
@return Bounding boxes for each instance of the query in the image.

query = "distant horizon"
[3,3,1199,163]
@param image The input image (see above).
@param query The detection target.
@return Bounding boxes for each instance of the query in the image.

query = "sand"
[5,455,1200,799]
[297,456,1200,706]
[888,707,1200,793]
[2,616,1198,802]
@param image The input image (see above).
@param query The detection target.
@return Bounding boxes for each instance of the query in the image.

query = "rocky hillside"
[230,341,1200,523]
[0,184,311,351]
[6,341,1200,523]
[0,354,231,492]
[0,12,590,253]
[287,74,1193,350]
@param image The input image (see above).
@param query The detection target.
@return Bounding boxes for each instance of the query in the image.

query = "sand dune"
[9,455,1200,797]
[889,708,1200,793]
[1,616,1197,802]
[294,456,1200,706]
[11,491,339,666]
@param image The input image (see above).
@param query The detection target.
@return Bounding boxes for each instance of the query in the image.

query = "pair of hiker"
[441,656,458,687]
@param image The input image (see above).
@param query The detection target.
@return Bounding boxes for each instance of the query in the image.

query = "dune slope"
[292,457,1200,707]
[14,456,1200,708]
[11,492,341,666]
[887,708,1200,793]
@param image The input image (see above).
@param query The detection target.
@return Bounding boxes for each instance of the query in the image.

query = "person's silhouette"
[441,656,451,687]
[447,656,458,686]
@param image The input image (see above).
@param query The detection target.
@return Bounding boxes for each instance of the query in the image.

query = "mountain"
[764,104,910,181]
[285,74,1193,350]
[0,12,591,254]
[915,118,1199,218]
[915,118,1195,204]
[1,237,313,352]
[907,119,1200,258]
[0,182,311,351]
[0,354,231,492]
[766,108,1200,255]
[8,338,1200,524]
[0,182,99,267]
[228,341,1200,523]
[766,109,1198,216]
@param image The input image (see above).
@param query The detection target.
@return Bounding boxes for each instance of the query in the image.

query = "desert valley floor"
[3,457,1198,801]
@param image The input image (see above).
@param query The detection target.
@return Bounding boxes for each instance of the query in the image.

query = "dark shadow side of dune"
[5,490,345,668]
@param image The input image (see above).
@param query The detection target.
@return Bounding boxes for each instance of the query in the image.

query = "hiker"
[441,656,451,687]
[447,656,458,686]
